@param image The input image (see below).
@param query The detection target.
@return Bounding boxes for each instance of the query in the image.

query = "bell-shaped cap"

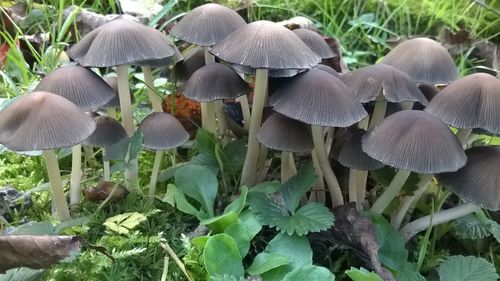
[175,47,205,82]
[437,146,500,211]
[361,110,466,174]
[170,3,246,46]
[67,18,177,67]
[211,20,321,70]
[341,64,428,105]
[138,112,189,150]
[101,77,134,108]
[292,28,335,59]
[34,65,115,111]
[381,37,458,84]
[425,73,500,134]
[84,116,127,147]
[183,63,250,102]
[230,63,304,78]
[269,69,367,127]
[0,91,96,151]
[257,113,313,153]
[337,128,384,171]
[314,64,339,77]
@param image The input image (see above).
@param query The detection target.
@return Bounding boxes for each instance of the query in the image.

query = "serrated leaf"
[204,234,244,279]
[250,181,281,193]
[0,268,44,281]
[438,255,499,281]
[282,265,334,281]
[345,267,383,281]
[247,253,289,276]
[162,184,199,216]
[453,214,492,240]
[280,162,316,212]
[175,164,218,217]
[103,212,147,234]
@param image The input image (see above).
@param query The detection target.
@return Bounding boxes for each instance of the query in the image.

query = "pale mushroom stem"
[83,146,94,165]
[280,151,296,183]
[456,128,472,147]
[391,174,434,229]
[309,151,326,203]
[143,66,163,112]
[149,150,164,201]
[203,48,218,135]
[311,125,343,206]
[355,169,369,210]
[368,99,387,130]
[215,100,229,142]
[400,203,480,242]
[42,150,71,221]
[69,144,82,208]
[117,64,138,191]
[103,148,111,181]
[400,101,414,110]
[348,169,358,206]
[236,95,251,130]
[370,169,412,214]
[241,69,268,185]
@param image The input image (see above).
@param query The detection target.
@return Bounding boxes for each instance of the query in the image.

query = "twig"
[160,255,169,281]
[160,241,194,281]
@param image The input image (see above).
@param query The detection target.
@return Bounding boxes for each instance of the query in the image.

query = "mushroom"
[362,110,466,227]
[211,20,321,185]
[0,91,96,221]
[101,76,135,119]
[292,28,336,60]
[401,146,500,242]
[138,112,189,200]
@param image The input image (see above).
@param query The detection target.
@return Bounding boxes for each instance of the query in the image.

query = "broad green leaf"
[225,222,251,257]
[103,212,147,234]
[396,269,426,281]
[453,214,492,240]
[104,131,143,162]
[250,181,281,194]
[3,222,55,235]
[190,153,219,175]
[157,163,186,182]
[220,139,247,176]
[282,265,334,281]
[175,164,218,217]
[238,210,262,239]
[196,129,217,156]
[224,186,248,215]
[345,267,383,281]
[438,255,499,281]
[54,217,89,234]
[204,234,244,279]
[191,236,209,248]
[202,212,238,233]
[280,163,316,212]
[247,253,289,276]
[162,184,200,216]
[209,275,246,281]
[0,268,44,281]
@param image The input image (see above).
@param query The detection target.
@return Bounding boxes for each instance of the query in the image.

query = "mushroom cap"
[269,69,367,127]
[314,64,339,77]
[210,20,321,70]
[424,73,500,134]
[381,37,458,84]
[0,91,96,151]
[292,28,336,59]
[83,116,127,147]
[101,77,134,108]
[174,47,206,82]
[257,112,313,153]
[183,63,250,102]
[361,110,466,174]
[437,146,500,211]
[230,63,304,78]
[337,128,384,171]
[169,3,246,47]
[340,64,428,104]
[67,18,177,67]
[34,65,115,111]
[138,112,189,150]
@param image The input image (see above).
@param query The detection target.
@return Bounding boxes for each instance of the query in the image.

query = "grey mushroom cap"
[101,77,134,108]
[183,63,250,102]
[292,28,336,59]
[230,64,305,78]
[340,63,428,105]
[84,116,127,147]
[381,37,458,84]
[67,18,177,67]
[437,146,500,211]
[138,112,189,150]
[170,3,246,47]
[34,65,115,111]
[0,91,96,151]
[269,69,367,127]
[175,47,206,82]
[314,64,339,77]
[210,20,321,70]
[424,73,500,134]
[361,110,466,174]
[337,128,384,171]
[257,113,313,153]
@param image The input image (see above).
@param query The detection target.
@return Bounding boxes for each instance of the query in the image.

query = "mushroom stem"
[399,203,480,242]
[310,151,326,203]
[311,125,343,206]
[201,47,218,135]
[456,128,472,147]
[370,169,412,214]
[103,147,111,181]
[241,69,268,185]
[215,100,229,142]
[69,144,82,208]
[325,127,334,156]
[280,151,296,183]
[43,150,71,221]
[149,150,164,201]
[355,169,369,210]
[400,101,414,110]
[368,96,387,130]
[358,116,369,130]
[348,168,358,206]
[83,146,94,165]
[391,174,434,229]
[236,95,251,130]
[143,66,163,112]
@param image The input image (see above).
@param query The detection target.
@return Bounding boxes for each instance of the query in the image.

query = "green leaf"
[104,131,143,162]
[453,214,492,240]
[127,131,144,161]
[103,212,147,234]
[238,210,262,239]
[175,164,218,217]
[438,255,499,281]
[162,184,200,216]
[202,212,239,233]
[190,153,219,175]
[148,0,178,26]
[209,275,246,281]
[282,265,335,281]
[280,162,316,212]
[250,181,281,193]
[247,253,289,276]
[157,163,186,182]
[220,139,247,176]
[224,186,248,215]
[345,267,383,281]
[196,128,217,156]
[225,222,251,257]
[3,222,55,235]
[204,234,244,279]
[54,217,89,234]
[0,268,44,281]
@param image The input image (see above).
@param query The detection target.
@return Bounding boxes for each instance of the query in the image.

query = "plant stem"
[149,150,164,201]
[160,242,194,281]
[310,151,326,203]
[281,151,296,183]
[83,146,94,166]
[325,127,335,156]
[142,66,163,112]
[69,144,82,208]
[240,69,268,185]
[42,150,71,221]
[400,101,414,110]
[400,203,480,242]
[391,174,434,229]
[348,169,358,205]
[368,95,387,129]
[356,169,369,210]
[214,100,229,142]
[311,125,343,206]
[160,255,169,281]
[456,128,472,147]
[103,148,111,180]
[370,169,411,214]
[236,95,251,130]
